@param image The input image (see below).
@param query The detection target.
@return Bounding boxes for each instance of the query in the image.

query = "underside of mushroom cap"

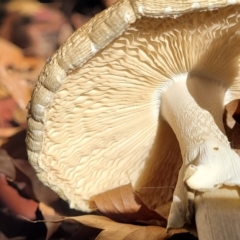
[27,0,240,217]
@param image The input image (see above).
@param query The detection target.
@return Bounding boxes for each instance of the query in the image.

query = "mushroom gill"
[27,0,240,231]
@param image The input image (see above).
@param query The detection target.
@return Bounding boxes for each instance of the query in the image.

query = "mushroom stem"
[161,74,240,234]
[161,73,228,157]
[161,73,240,190]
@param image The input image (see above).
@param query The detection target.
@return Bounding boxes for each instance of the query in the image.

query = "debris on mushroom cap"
[27,0,240,224]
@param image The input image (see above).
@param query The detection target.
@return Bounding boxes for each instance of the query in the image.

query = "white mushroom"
[26,0,240,238]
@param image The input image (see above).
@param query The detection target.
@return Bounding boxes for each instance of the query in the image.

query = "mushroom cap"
[27,0,240,211]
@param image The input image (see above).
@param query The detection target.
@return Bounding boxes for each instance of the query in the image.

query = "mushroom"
[26,0,240,238]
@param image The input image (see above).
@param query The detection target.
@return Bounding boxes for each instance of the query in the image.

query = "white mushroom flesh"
[161,75,240,227]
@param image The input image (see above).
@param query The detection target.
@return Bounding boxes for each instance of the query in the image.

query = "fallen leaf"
[1,130,27,160]
[70,13,92,29]
[103,0,118,7]
[66,215,186,240]
[0,37,44,115]
[233,100,240,124]
[0,97,18,128]
[0,84,9,99]
[1,2,73,59]
[224,99,240,155]
[0,97,25,141]
[0,231,26,240]
[0,128,22,142]
[13,159,59,205]
[39,202,62,240]
[0,208,47,239]
[13,108,27,126]
[0,37,29,70]
[0,173,38,220]
[225,100,240,118]
[0,149,16,180]
[92,184,166,225]
[0,148,36,201]
[0,67,32,110]
[66,224,102,240]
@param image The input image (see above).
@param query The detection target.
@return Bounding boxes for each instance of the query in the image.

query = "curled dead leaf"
[65,215,187,240]
[13,159,59,205]
[0,67,32,110]
[0,97,26,142]
[0,173,38,220]
[224,99,240,155]
[0,146,66,240]
[92,184,166,226]
[0,128,22,145]
[1,2,73,59]
[0,231,25,240]
[39,202,62,240]
[0,37,44,116]
[1,130,28,160]
[0,97,18,128]
[0,149,16,180]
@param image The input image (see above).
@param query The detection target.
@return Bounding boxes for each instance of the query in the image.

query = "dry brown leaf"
[0,148,36,201]
[39,202,62,240]
[0,97,26,135]
[0,37,43,72]
[234,100,240,115]
[66,215,186,240]
[0,231,26,240]
[0,173,38,220]
[0,37,28,70]
[0,67,32,110]
[92,184,166,225]
[0,62,44,112]
[0,127,22,145]
[224,99,240,155]
[1,2,73,59]
[103,0,118,7]
[13,159,59,205]
[225,100,240,118]
[0,37,44,111]
[66,224,102,240]
[0,84,9,99]
[13,108,27,126]
[0,149,16,180]
[1,130,27,160]
[0,147,63,240]
[70,13,92,29]
[0,97,18,127]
